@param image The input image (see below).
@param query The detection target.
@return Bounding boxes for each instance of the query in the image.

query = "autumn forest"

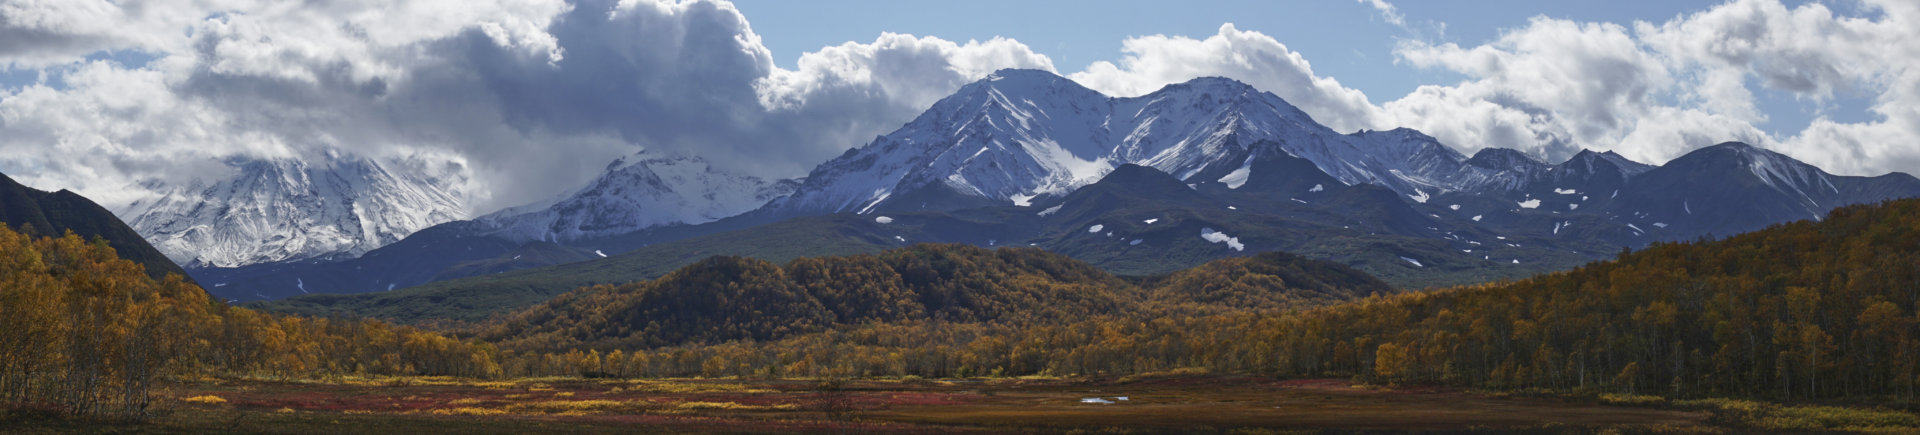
[7,199,1920,431]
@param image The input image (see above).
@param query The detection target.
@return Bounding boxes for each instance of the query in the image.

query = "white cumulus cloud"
[1382,0,1920,174]
[2,0,1919,227]
[1069,23,1388,133]
[0,0,1056,214]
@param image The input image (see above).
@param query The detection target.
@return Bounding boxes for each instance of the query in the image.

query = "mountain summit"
[759,69,1517,218]
[0,171,188,280]
[122,153,468,268]
[206,72,1920,304]
[478,150,798,244]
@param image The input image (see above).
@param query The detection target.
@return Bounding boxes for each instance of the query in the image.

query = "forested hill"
[0,173,188,281]
[490,199,1920,395]
[1253,198,1920,400]
[0,224,498,419]
[469,244,1394,351]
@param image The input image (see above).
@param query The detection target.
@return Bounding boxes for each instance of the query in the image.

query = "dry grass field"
[5,374,1917,433]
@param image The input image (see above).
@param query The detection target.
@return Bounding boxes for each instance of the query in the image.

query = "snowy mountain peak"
[1711,142,1837,194]
[1378,127,1436,140]
[981,68,1084,88]
[1560,149,1654,178]
[764,70,1510,218]
[943,69,1103,112]
[1348,128,1460,160]
[1137,76,1313,126]
[1678,143,1830,185]
[123,153,469,268]
[1644,142,1842,218]
[1466,148,1546,171]
[1148,76,1268,102]
[480,149,797,243]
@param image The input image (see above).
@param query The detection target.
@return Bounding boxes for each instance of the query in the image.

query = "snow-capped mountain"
[122,152,468,268]
[755,68,1920,250]
[187,149,801,302]
[210,70,1920,304]
[1603,142,1920,238]
[479,151,798,243]
[760,69,1503,218]
[1436,148,1649,208]
[1464,148,1547,173]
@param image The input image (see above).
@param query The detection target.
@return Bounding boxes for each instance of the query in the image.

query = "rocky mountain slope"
[120,152,468,268]
[217,71,1920,303]
[478,151,798,244]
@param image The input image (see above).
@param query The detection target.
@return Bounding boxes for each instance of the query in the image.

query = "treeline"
[481,201,1920,403]
[486,314,1270,379]
[18,197,1920,418]
[0,226,501,419]
[1243,200,1920,400]
[0,225,1391,419]
[467,246,1391,351]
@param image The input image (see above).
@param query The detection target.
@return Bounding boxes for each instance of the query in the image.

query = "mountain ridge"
[468,242,1395,351]
[0,171,189,281]
[122,152,468,268]
[477,150,798,244]
[213,71,1920,304]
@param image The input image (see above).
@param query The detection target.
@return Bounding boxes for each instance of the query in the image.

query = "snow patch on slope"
[1199,228,1245,251]
[1218,156,1253,189]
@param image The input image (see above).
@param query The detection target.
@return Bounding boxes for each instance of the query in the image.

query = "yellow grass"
[469,381,520,390]
[1117,367,1211,384]
[1671,398,1763,414]
[431,407,508,417]
[675,401,798,411]
[1670,397,1920,432]
[180,395,227,404]
[502,399,657,415]
[1756,405,1920,432]
[1597,393,1667,406]
[616,379,775,394]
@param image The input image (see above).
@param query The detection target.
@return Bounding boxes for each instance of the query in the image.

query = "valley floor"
[13,375,1905,434]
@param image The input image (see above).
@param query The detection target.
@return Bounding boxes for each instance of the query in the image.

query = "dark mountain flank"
[0,172,188,281]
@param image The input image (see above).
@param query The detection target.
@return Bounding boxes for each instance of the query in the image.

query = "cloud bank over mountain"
[0,0,1914,215]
